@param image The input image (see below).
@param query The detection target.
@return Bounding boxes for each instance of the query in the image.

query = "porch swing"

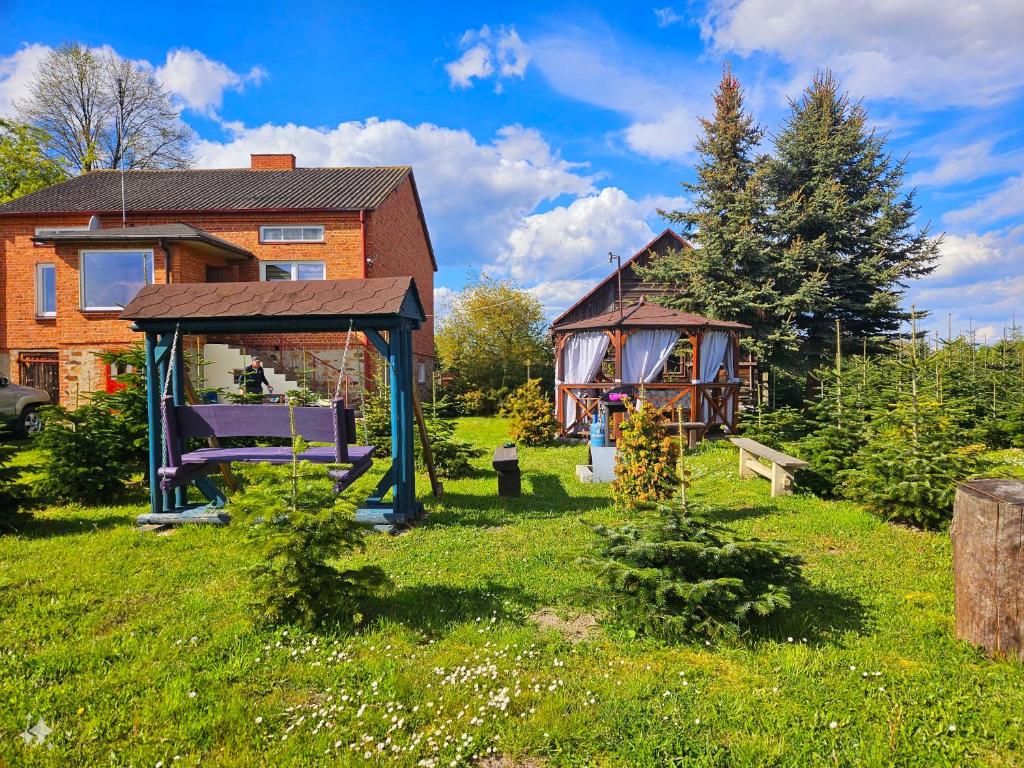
[121,276,427,531]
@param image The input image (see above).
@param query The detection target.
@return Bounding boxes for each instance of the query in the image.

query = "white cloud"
[907,140,1022,188]
[156,48,265,117]
[654,7,684,27]
[528,279,606,316]
[0,43,52,116]
[491,186,682,283]
[945,174,1024,227]
[433,286,457,322]
[702,0,1024,107]
[445,43,493,89]
[529,28,703,161]
[623,108,697,160]
[930,231,1014,279]
[194,118,595,258]
[445,26,531,89]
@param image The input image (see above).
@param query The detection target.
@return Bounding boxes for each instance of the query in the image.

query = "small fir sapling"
[34,404,134,502]
[0,428,30,531]
[232,395,388,628]
[841,311,987,528]
[592,407,804,636]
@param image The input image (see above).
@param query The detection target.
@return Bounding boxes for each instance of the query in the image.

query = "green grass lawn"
[2,418,1023,767]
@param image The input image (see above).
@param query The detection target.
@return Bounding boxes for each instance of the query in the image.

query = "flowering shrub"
[612,399,679,511]
[506,378,558,446]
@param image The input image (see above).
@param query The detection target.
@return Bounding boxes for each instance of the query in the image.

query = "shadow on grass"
[751,582,869,646]
[422,471,610,528]
[711,504,780,523]
[7,512,129,539]
[364,580,539,635]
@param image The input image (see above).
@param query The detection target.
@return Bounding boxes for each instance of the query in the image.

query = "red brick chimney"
[250,153,296,170]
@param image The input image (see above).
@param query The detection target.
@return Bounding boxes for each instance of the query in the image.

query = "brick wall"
[0,181,437,401]
[367,176,436,376]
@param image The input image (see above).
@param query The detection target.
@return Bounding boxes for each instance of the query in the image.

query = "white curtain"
[622,329,680,384]
[558,331,610,428]
[697,330,731,425]
[724,337,739,382]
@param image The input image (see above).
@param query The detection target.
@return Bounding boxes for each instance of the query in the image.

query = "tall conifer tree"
[766,72,939,364]
[639,65,795,363]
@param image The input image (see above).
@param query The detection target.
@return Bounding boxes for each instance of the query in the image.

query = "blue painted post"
[388,329,401,516]
[400,326,416,517]
[171,331,186,509]
[144,332,162,516]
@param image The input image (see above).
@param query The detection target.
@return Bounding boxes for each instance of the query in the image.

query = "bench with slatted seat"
[729,437,808,497]
[157,398,375,495]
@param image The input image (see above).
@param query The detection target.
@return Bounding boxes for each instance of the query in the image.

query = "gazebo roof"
[552,298,749,333]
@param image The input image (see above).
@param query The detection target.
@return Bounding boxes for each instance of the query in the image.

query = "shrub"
[842,396,986,529]
[506,378,558,446]
[612,399,679,511]
[0,429,30,531]
[458,389,487,416]
[232,410,389,628]
[34,404,134,502]
[592,462,803,636]
[92,346,149,470]
[424,388,483,479]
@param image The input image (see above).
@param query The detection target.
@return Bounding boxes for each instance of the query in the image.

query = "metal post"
[144,333,162,516]
[388,329,401,516]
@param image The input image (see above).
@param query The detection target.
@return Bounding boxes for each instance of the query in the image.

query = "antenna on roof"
[120,158,127,227]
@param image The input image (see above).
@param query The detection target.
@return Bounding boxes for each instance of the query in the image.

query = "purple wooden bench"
[157,397,376,493]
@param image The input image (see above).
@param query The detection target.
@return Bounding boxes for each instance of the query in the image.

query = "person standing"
[241,357,273,396]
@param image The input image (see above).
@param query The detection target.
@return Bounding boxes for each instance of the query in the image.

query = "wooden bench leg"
[771,464,794,496]
[738,448,756,479]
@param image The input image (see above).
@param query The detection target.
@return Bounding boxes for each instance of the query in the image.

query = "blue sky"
[1,0,1022,339]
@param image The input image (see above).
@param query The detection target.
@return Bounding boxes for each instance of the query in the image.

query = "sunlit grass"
[1,420,1022,766]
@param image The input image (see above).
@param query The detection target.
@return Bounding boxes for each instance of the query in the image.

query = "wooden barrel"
[951,479,1024,660]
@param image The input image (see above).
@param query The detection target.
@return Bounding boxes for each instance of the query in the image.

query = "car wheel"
[17,406,43,437]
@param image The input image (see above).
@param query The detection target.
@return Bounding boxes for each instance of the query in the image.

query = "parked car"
[0,376,50,436]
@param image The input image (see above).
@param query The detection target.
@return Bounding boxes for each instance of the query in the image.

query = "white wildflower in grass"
[830,721,838,729]
[948,724,956,733]
[255,716,263,724]
[188,691,196,699]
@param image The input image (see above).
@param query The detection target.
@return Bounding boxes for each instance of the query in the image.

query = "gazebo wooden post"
[554,333,564,428]
[690,331,702,423]
[613,329,623,381]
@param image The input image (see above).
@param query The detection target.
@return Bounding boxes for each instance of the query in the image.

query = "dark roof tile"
[0,167,411,214]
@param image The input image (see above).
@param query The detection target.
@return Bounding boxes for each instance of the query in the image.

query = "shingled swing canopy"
[551,298,750,438]
[121,276,425,529]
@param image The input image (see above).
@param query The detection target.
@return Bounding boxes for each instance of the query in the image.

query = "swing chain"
[158,323,181,491]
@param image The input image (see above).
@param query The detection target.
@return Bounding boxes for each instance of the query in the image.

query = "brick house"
[0,154,436,404]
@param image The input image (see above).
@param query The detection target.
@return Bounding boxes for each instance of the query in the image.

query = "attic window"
[260,225,324,243]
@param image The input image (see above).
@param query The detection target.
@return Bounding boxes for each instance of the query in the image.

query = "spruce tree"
[506,378,559,446]
[766,72,939,365]
[638,66,794,363]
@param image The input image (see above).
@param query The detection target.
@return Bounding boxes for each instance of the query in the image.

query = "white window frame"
[259,261,327,281]
[36,263,56,318]
[259,225,325,243]
[79,249,154,312]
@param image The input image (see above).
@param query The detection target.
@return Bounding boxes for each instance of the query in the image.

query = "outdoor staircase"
[197,343,296,395]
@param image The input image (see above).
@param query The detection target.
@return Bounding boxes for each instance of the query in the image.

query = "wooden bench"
[729,437,808,497]
[158,398,376,495]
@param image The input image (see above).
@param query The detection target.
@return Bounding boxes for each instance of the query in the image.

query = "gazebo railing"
[557,381,740,436]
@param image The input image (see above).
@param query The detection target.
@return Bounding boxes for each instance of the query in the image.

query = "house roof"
[0,165,438,271]
[32,223,254,261]
[120,276,425,326]
[550,228,691,327]
[0,167,412,214]
[552,297,749,333]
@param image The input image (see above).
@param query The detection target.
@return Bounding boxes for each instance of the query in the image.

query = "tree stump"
[951,479,1024,660]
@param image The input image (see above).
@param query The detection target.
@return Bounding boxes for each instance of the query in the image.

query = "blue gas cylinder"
[589,417,607,447]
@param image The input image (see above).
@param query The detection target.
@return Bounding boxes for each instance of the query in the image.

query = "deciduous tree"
[17,42,192,172]
[0,119,67,202]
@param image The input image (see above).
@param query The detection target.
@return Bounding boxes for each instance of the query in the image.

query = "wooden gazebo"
[552,298,749,438]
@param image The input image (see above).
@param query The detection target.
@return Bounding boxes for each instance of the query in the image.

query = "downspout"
[359,210,372,387]
[159,239,172,284]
